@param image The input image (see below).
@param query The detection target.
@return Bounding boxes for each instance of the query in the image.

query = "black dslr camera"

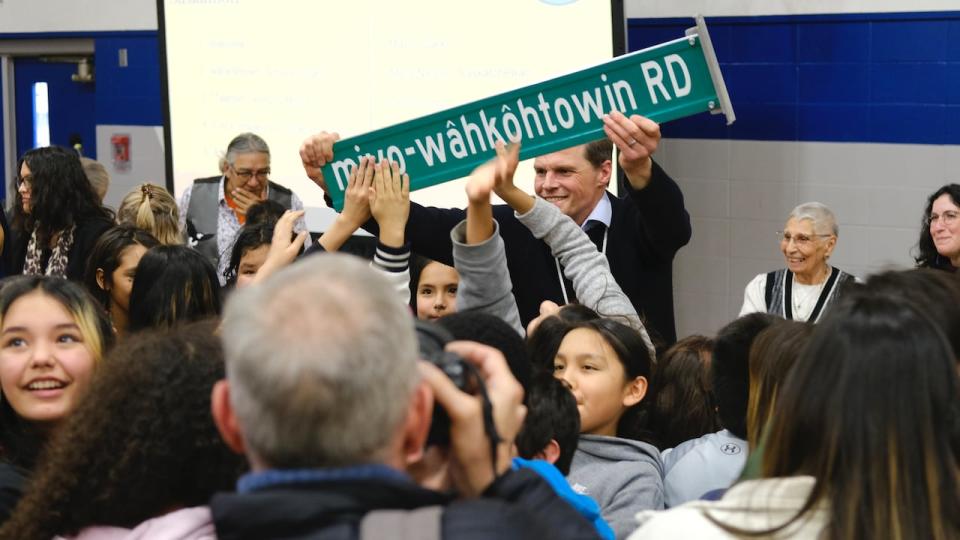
[415,320,473,446]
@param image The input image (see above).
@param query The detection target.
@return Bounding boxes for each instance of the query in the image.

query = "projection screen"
[160,0,622,229]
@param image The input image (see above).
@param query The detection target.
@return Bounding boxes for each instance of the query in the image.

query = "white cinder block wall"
[656,140,954,337]
[627,0,960,338]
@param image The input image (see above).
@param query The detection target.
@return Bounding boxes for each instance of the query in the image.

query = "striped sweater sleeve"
[371,241,411,306]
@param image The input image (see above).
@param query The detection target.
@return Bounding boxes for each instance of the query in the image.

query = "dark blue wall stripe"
[0,32,163,128]
[628,11,960,144]
[94,35,163,126]
[642,11,960,25]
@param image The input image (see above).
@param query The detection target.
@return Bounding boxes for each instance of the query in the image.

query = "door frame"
[0,38,93,206]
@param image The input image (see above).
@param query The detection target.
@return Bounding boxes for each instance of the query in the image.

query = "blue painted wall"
[0,32,161,150]
[628,12,960,144]
[93,35,163,126]
[0,31,162,200]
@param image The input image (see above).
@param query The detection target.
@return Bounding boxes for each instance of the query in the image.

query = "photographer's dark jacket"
[211,465,600,540]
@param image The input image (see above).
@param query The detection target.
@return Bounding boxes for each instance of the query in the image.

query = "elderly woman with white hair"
[740,202,855,322]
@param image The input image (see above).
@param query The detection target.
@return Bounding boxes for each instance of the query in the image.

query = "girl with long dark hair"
[127,245,221,332]
[631,292,960,540]
[83,226,159,335]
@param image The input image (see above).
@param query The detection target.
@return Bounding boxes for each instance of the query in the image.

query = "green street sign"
[322,15,734,210]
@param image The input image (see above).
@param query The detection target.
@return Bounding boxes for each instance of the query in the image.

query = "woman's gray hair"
[788,201,838,236]
[220,254,419,469]
[80,157,109,202]
[224,132,270,166]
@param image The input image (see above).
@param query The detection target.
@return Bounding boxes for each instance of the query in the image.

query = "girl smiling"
[0,276,113,521]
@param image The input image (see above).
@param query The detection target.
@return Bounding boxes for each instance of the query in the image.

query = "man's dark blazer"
[363,161,691,344]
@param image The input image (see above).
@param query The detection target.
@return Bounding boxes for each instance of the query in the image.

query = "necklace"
[792,280,825,311]
[791,268,829,319]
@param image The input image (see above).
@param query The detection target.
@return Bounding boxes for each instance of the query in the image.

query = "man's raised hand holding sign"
[602,111,661,191]
[290,16,746,343]
[297,111,691,343]
[299,130,340,192]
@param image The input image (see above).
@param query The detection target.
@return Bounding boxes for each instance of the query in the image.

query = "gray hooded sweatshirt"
[567,434,664,540]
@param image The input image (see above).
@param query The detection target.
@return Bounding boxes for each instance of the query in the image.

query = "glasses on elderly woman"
[928,211,960,227]
[777,231,831,247]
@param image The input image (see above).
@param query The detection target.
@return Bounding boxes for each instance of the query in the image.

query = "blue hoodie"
[512,457,615,540]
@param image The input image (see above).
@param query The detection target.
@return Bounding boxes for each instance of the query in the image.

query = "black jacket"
[0,461,26,524]
[211,469,600,540]
[363,162,690,343]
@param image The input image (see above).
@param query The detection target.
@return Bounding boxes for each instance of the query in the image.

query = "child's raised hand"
[369,159,410,248]
[475,141,531,215]
[340,156,374,228]
[465,141,521,205]
[465,161,497,205]
[492,141,520,194]
[252,210,308,285]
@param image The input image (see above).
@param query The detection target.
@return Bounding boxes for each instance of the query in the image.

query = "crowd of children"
[0,127,956,539]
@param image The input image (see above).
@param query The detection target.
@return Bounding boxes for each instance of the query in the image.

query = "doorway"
[13,57,96,171]
[0,38,95,203]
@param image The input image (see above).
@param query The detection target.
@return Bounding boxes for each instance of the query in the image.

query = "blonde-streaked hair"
[117,183,182,245]
[0,276,114,471]
[0,276,114,365]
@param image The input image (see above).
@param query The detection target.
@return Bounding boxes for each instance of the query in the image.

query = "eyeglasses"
[230,165,270,181]
[16,174,32,189]
[928,211,960,227]
[777,231,832,247]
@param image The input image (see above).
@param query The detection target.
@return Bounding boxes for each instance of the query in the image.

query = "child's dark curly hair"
[0,320,246,540]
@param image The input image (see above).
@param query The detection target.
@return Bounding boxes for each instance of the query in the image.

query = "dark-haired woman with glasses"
[8,146,113,281]
[915,183,960,271]
[739,202,855,322]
